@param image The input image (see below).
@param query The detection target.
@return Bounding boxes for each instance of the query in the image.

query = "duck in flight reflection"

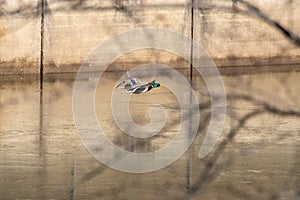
[115,72,161,94]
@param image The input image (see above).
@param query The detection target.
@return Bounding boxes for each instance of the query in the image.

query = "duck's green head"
[152,83,161,88]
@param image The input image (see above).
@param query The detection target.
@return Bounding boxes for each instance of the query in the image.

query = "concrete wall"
[0,0,299,75]
[43,0,191,73]
[0,0,41,75]
[194,0,300,66]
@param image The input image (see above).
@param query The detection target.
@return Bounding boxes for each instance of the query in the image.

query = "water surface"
[0,68,299,199]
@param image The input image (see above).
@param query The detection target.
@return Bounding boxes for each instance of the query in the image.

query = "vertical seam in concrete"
[40,0,44,87]
[189,0,194,82]
[39,2,45,194]
[185,1,194,199]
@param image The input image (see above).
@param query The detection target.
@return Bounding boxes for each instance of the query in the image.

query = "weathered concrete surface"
[0,0,300,75]
[0,0,41,75]
[42,0,191,73]
[194,0,300,66]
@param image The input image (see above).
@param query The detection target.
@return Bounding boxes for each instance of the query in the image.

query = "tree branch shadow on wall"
[1,0,300,47]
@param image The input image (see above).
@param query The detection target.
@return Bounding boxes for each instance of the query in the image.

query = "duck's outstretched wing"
[126,71,144,85]
[116,72,144,89]
[129,77,138,86]
[115,80,125,89]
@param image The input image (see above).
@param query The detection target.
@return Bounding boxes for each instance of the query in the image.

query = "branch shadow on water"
[186,92,300,199]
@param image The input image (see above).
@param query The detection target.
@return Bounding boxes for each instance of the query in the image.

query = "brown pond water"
[0,67,299,200]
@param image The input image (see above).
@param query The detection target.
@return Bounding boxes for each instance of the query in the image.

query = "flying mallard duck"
[115,72,161,94]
